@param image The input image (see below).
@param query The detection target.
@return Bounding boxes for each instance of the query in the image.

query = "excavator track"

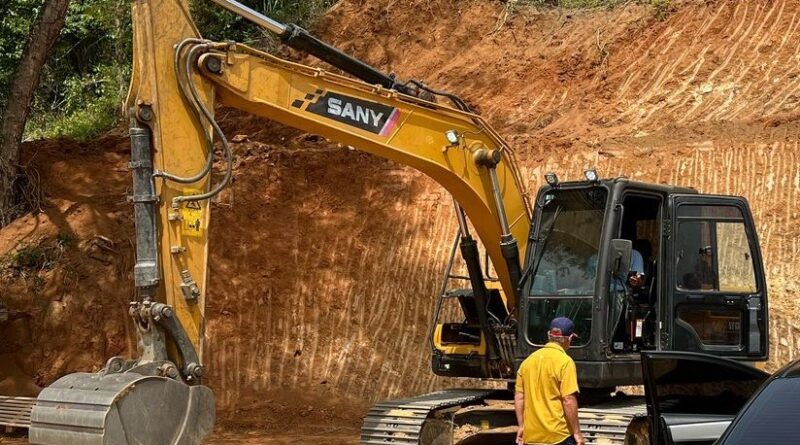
[0,396,35,429]
[578,397,647,445]
[363,391,646,445]
[451,396,646,445]
[360,389,501,445]
[453,397,646,445]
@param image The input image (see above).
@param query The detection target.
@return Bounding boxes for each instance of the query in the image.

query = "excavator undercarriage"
[362,389,648,445]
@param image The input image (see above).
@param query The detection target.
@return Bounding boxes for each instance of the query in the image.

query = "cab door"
[641,351,769,445]
[665,195,767,359]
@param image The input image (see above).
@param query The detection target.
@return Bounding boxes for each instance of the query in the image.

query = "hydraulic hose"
[151,38,215,185]
[170,43,233,206]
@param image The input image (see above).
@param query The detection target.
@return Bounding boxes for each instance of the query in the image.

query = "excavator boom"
[28,0,532,443]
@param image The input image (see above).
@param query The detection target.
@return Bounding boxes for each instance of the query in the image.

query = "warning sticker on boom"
[180,189,204,237]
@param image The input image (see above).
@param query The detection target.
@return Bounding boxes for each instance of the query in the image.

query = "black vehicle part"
[451,288,508,323]
[280,24,414,96]
[460,235,499,360]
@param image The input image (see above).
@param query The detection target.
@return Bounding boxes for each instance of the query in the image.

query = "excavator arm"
[27,0,531,444]
[128,0,532,359]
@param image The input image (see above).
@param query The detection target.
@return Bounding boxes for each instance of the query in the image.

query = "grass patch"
[25,63,126,142]
[25,95,120,141]
[0,238,72,291]
[551,0,626,7]
[10,244,52,270]
[56,232,75,249]
[2,236,70,275]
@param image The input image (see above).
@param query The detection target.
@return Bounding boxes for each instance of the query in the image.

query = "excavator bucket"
[29,371,215,445]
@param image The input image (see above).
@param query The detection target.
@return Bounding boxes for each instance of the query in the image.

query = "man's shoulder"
[518,352,535,369]
[521,345,573,365]
[542,345,575,368]
[517,350,543,372]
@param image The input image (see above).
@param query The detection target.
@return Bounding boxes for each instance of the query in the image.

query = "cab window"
[675,205,757,293]
[647,355,767,416]
[526,187,607,347]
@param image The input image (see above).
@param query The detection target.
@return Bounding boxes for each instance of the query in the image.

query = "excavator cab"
[517,176,769,387]
[430,174,768,389]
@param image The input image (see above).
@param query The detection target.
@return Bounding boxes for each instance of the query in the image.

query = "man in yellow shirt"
[515,317,585,445]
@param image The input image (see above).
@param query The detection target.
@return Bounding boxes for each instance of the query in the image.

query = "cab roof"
[540,176,697,196]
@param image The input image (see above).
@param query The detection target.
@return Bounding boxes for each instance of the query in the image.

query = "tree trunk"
[0,0,71,225]
[114,0,127,104]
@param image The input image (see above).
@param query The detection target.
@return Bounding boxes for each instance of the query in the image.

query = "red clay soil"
[3,0,800,443]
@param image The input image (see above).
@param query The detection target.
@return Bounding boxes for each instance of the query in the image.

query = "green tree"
[25,0,132,140]
[0,0,71,225]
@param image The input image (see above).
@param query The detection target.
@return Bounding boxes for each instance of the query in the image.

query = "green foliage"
[190,0,335,49]
[0,0,43,113]
[0,0,334,142]
[24,0,132,140]
[26,62,127,140]
[11,244,50,270]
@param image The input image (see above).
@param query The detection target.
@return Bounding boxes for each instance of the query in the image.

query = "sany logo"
[293,90,400,137]
[326,97,385,128]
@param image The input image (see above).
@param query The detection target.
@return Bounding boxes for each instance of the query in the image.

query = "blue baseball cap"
[549,317,578,338]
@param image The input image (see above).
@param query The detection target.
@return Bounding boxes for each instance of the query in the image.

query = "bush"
[26,62,127,141]
[190,0,336,50]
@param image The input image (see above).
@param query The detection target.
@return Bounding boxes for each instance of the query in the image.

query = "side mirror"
[608,239,632,277]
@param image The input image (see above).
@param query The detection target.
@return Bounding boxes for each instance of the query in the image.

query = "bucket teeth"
[29,372,215,445]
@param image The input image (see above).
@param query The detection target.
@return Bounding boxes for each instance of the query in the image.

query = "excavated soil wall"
[2,0,800,440]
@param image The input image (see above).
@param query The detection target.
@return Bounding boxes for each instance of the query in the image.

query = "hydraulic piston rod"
[205,0,286,34]
[206,0,413,94]
[476,149,524,304]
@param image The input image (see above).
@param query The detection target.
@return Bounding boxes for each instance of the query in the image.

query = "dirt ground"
[0,430,358,445]
[2,0,800,443]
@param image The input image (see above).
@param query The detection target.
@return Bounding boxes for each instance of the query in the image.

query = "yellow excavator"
[17,0,768,444]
